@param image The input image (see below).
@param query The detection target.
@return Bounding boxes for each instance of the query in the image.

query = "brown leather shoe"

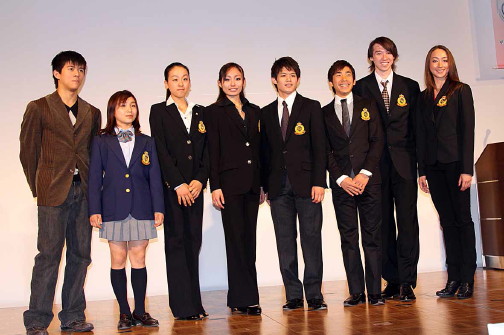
[132,312,159,327]
[26,327,48,335]
[60,320,94,332]
[117,313,133,330]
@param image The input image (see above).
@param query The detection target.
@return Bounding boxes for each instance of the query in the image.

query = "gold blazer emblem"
[142,151,150,165]
[294,122,306,135]
[361,108,370,121]
[397,94,408,107]
[198,121,206,133]
[437,96,447,107]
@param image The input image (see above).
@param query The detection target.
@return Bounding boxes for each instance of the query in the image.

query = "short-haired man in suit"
[261,57,327,311]
[20,51,101,335]
[353,37,421,301]
[324,60,384,306]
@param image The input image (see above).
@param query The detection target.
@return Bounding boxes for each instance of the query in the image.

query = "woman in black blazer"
[205,63,263,315]
[149,63,209,320]
[416,45,476,299]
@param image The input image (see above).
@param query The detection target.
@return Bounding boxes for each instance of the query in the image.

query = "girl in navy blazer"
[88,90,164,330]
[416,45,476,299]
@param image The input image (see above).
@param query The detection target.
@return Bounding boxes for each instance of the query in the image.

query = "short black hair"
[327,60,355,94]
[51,51,87,88]
[271,57,300,91]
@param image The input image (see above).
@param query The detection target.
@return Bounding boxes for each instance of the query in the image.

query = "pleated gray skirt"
[100,214,157,241]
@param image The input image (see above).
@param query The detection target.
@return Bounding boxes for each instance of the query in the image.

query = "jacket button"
[282,150,287,154]
[126,188,130,193]
[245,142,250,146]
[188,155,193,160]
[125,174,129,178]
[350,155,354,158]
[187,140,192,144]
[247,160,252,164]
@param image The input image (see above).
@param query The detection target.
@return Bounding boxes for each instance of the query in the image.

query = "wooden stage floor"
[3,269,504,335]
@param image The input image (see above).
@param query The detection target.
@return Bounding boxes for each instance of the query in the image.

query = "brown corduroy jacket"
[20,91,101,206]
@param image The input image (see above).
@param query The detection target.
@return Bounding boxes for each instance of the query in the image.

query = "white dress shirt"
[375,71,394,94]
[277,91,297,126]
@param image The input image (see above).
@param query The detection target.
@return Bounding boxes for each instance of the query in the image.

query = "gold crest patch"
[198,121,206,133]
[361,108,370,121]
[294,122,306,135]
[142,151,150,165]
[397,94,407,107]
[437,96,447,107]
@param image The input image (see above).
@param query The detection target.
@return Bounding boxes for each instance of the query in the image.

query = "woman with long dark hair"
[205,63,264,315]
[416,45,476,299]
[149,63,209,320]
[88,90,164,329]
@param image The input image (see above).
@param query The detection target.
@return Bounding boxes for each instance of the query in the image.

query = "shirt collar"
[374,71,394,87]
[166,96,195,113]
[114,126,135,135]
[278,91,297,108]
[334,92,353,105]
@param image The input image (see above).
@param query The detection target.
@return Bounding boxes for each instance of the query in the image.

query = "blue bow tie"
[117,129,133,143]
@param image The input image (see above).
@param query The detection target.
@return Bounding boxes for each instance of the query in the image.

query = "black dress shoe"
[200,310,209,318]
[26,327,48,335]
[283,298,304,310]
[343,293,366,307]
[117,314,133,330]
[456,282,474,299]
[436,281,460,298]
[381,282,400,299]
[368,294,385,306]
[399,284,416,302]
[307,298,327,311]
[176,314,203,321]
[132,311,159,327]
[230,305,262,315]
[60,320,94,332]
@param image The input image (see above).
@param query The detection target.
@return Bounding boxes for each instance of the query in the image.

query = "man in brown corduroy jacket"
[19,51,101,335]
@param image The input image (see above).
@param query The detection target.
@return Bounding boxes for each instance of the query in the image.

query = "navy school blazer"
[88,133,165,221]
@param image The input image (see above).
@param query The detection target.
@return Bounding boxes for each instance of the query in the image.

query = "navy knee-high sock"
[131,267,147,314]
[111,268,131,315]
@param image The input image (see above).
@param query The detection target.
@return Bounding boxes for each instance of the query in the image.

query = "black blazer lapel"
[325,99,347,138]
[105,134,128,167]
[129,134,147,167]
[166,103,190,138]
[389,73,405,116]
[350,97,365,137]
[285,93,303,143]
[365,74,389,123]
[265,102,284,144]
[189,105,203,136]
[432,80,451,127]
[225,106,247,138]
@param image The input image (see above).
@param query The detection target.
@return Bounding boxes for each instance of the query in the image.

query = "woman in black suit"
[416,45,476,299]
[149,63,209,320]
[205,63,264,315]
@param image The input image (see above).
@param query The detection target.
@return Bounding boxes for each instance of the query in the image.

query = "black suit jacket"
[260,93,326,199]
[416,80,475,177]
[205,98,261,196]
[149,102,209,190]
[323,94,384,188]
[354,73,420,180]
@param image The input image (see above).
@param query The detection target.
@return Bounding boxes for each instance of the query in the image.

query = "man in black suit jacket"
[324,60,384,306]
[353,37,420,301]
[261,57,327,311]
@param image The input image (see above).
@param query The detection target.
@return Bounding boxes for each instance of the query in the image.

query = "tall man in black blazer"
[353,37,420,301]
[261,57,327,311]
[324,60,384,306]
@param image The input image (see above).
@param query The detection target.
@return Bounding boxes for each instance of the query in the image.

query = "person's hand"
[176,183,195,206]
[459,174,472,191]
[188,180,203,199]
[353,173,370,194]
[154,212,164,227]
[340,177,361,196]
[90,214,102,228]
[259,188,267,205]
[212,189,225,209]
[418,176,429,193]
[311,186,325,203]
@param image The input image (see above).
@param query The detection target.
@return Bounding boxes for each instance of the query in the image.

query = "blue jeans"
[23,181,92,328]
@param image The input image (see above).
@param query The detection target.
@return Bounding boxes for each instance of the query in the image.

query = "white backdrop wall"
[1,0,503,308]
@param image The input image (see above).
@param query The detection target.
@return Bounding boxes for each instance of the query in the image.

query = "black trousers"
[332,183,382,295]
[221,190,260,308]
[270,176,323,301]
[163,190,204,318]
[425,162,477,283]
[24,182,91,328]
[381,156,419,287]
